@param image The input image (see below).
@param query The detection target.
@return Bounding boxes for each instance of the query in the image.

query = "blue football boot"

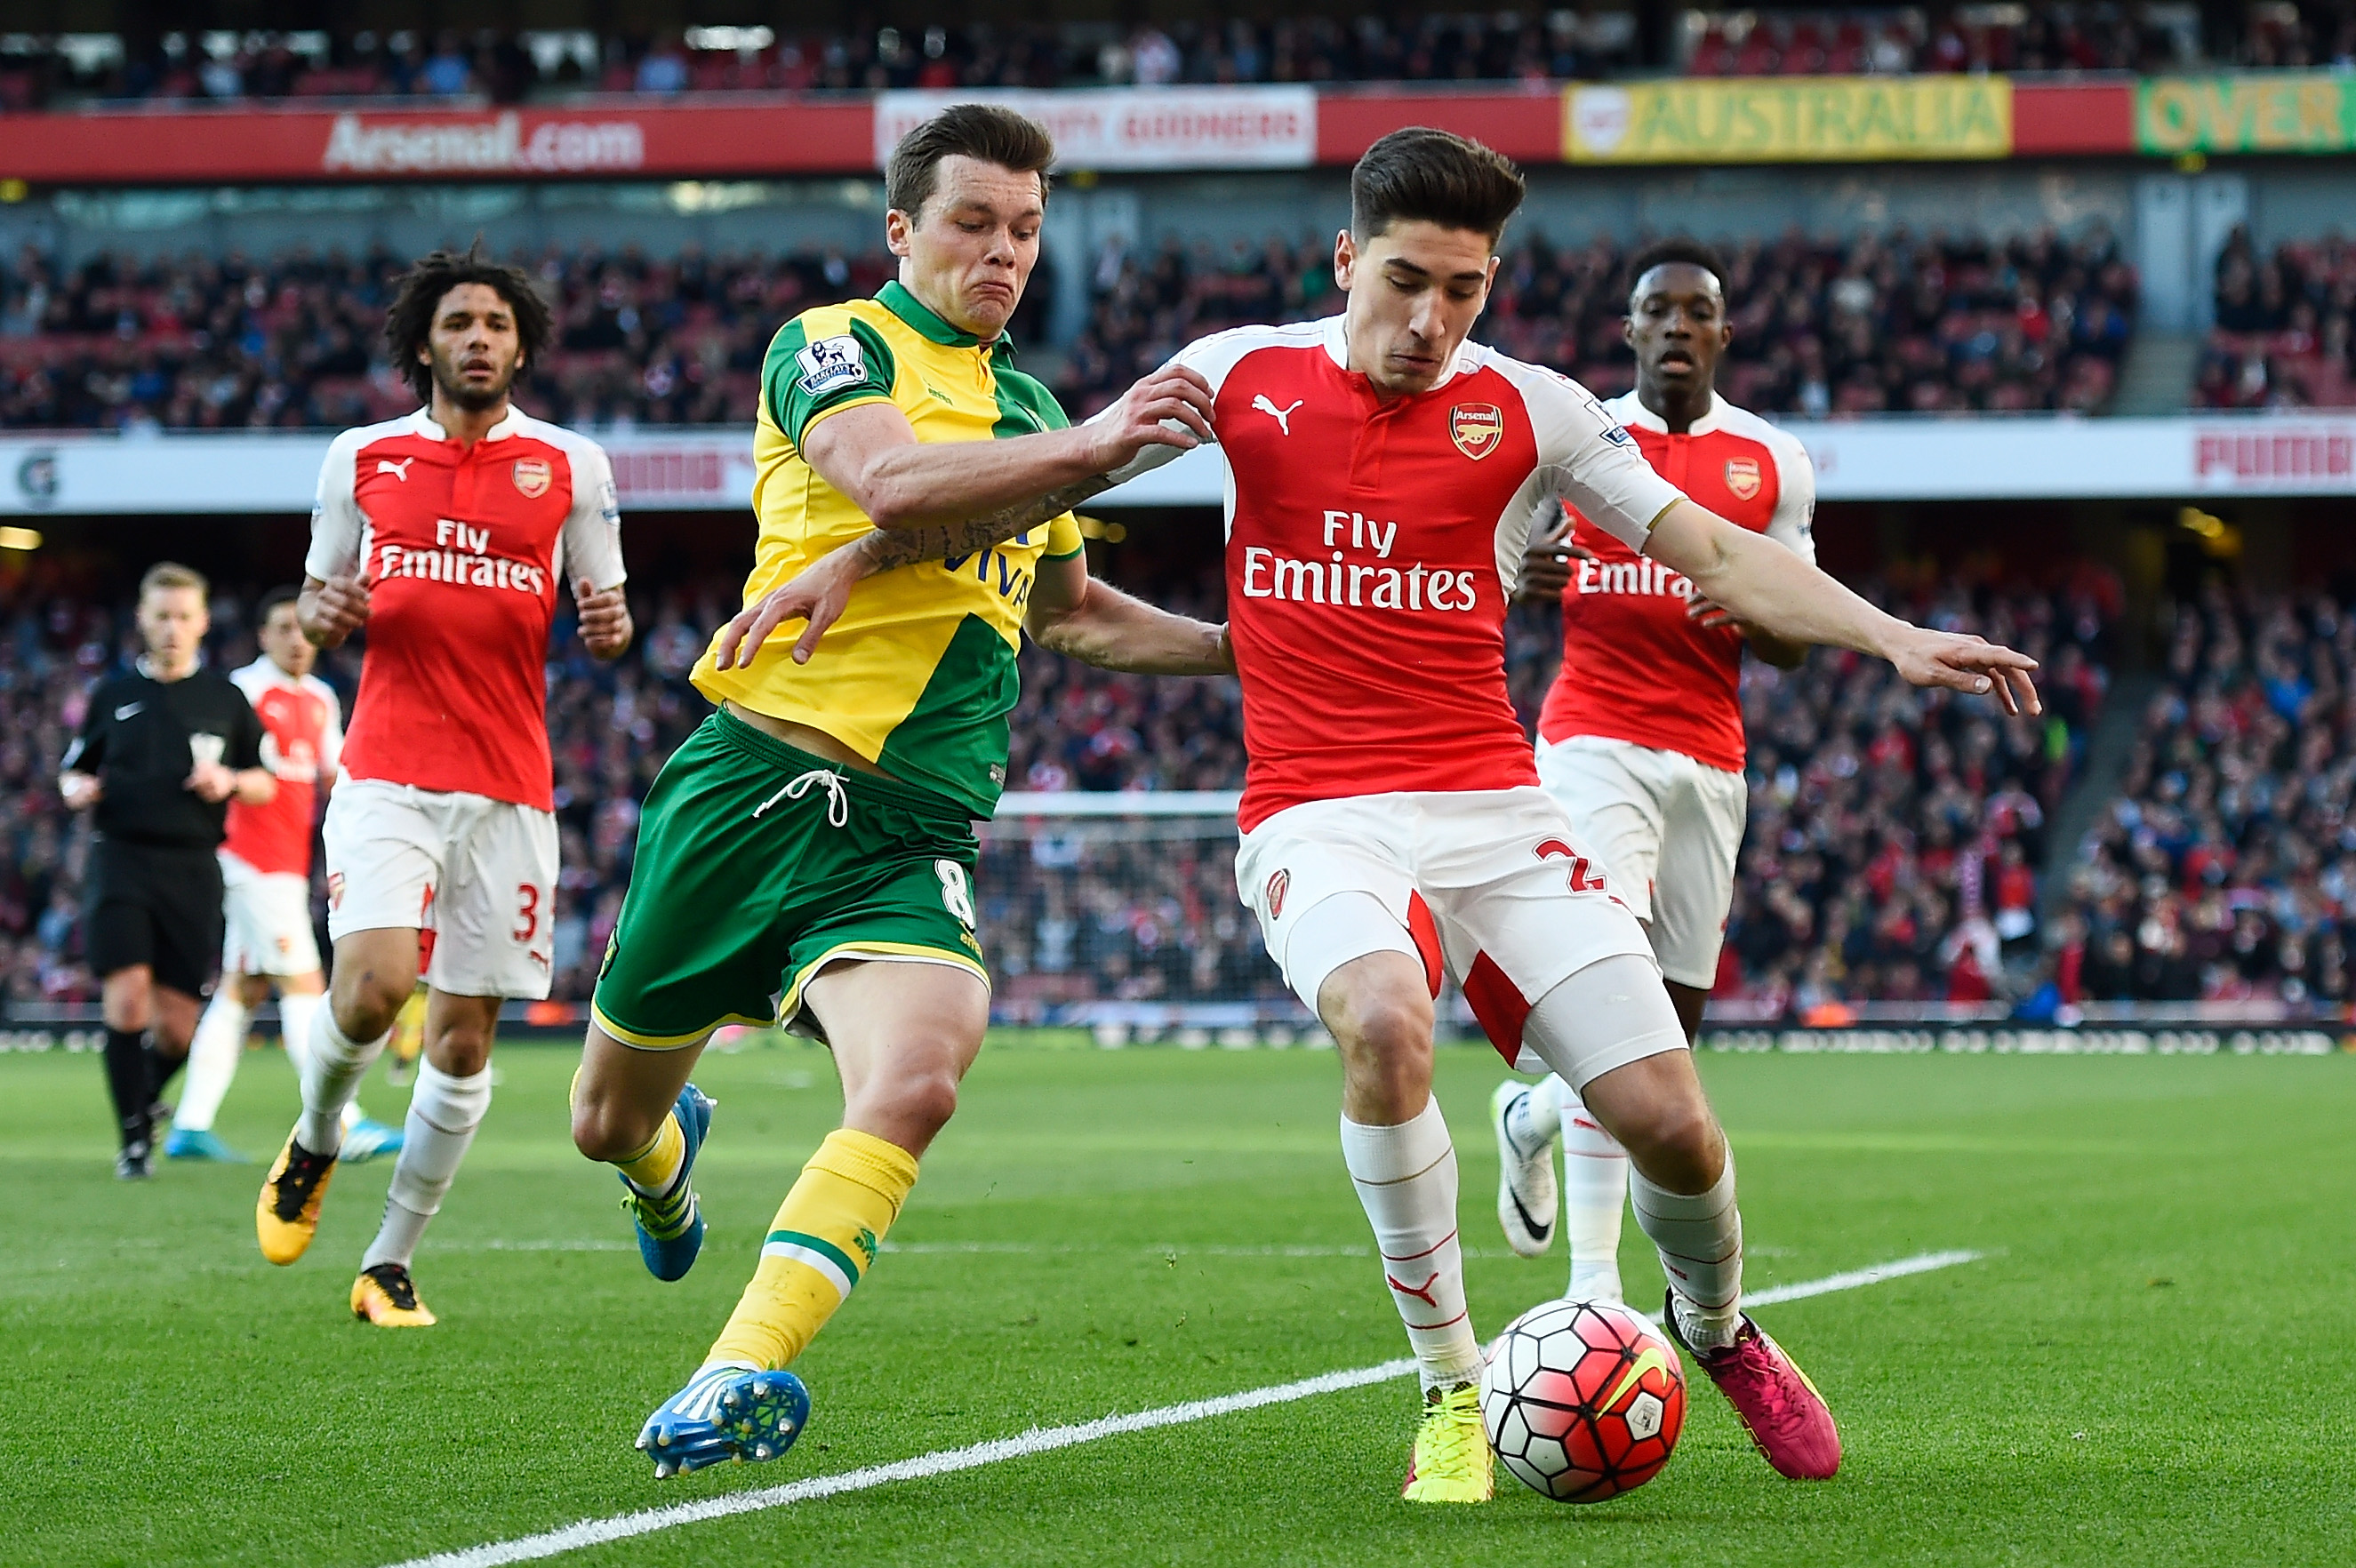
[637,1364,811,1479]
[621,1084,714,1282]
[164,1127,249,1163]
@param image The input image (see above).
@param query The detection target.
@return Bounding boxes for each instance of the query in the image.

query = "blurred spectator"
[2064,586,2356,1010]
[2197,226,2356,409]
[1066,223,2136,420]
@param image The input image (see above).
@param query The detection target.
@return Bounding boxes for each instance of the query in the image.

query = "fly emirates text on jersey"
[373,519,552,596]
[1238,509,1481,613]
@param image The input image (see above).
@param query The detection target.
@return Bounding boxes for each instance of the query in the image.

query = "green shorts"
[590,707,987,1050]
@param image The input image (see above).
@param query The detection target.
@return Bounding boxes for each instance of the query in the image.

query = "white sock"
[1507,1074,1561,1148]
[1631,1156,1743,1351]
[276,993,361,1131]
[1341,1097,1483,1391]
[1558,1085,1630,1302]
[361,1060,491,1272]
[175,990,248,1132]
[298,1004,389,1155]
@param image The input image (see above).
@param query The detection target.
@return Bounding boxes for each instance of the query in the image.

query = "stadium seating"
[1067,225,2137,420]
[2194,226,2356,410]
[0,570,2114,1012]
[2060,586,2352,1009]
[0,6,2343,106]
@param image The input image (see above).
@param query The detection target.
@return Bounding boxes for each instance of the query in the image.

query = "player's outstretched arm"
[297,574,371,650]
[714,366,1214,671]
[1022,553,1232,677]
[1644,499,2041,714]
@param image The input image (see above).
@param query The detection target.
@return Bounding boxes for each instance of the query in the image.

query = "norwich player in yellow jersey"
[570,105,1224,1476]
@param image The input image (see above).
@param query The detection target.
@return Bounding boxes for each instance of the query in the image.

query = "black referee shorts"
[84,839,224,997]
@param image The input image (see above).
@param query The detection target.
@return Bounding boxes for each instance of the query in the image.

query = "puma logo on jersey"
[1252,395,1303,435]
[377,457,414,481]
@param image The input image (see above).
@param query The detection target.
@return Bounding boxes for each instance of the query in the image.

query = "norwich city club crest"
[1450,403,1504,460]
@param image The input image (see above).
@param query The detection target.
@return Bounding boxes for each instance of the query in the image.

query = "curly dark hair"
[383,244,553,403]
[1623,237,1728,304]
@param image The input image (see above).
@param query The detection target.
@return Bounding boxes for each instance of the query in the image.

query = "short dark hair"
[383,244,553,402]
[885,104,1055,220]
[1624,237,1728,303]
[259,586,301,622]
[1350,128,1526,245]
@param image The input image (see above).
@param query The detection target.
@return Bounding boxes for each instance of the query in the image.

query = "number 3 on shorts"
[935,860,975,927]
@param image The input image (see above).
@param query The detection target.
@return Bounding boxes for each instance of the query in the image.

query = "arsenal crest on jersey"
[1450,403,1504,460]
[1723,456,1762,501]
[1266,868,1291,919]
[512,457,553,498]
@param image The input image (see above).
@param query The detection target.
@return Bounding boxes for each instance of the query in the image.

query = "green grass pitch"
[4,1036,2351,1567]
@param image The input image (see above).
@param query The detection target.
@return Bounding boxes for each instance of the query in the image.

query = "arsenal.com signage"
[0,100,871,184]
[320,111,645,176]
[2,416,2351,516]
[875,87,1317,171]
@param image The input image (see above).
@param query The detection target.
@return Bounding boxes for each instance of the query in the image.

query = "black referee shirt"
[61,664,264,849]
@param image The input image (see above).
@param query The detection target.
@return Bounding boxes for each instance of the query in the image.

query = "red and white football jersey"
[1535,391,1816,773]
[1161,317,1685,831]
[305,407,625,812]
[221,656,342,877]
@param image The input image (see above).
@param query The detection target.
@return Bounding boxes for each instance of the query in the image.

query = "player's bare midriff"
[720,700,894,780]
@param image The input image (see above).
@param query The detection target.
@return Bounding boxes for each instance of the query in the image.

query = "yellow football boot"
[256,1128,338,1265]
[1402,1380,1494,1503]
[352,1263,437,1327]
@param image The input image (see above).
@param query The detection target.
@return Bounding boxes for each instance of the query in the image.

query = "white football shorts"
[323,778,559,1000]
[1536,734,1748,990]
[219,852,322,977]
[1234,786,1666,1080]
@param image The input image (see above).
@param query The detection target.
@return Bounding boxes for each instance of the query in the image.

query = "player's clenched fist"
[1083,364,1217,476]
[1884,626,2042,716]
[299,572,372,649]
[1517,508,1592,603]
[574,577,634,660]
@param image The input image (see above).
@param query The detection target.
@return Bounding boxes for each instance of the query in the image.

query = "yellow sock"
[617,1115,685,1196]
[704,1128,918,1372]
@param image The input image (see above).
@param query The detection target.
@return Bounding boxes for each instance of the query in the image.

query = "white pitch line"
[381,1248,1983,1568]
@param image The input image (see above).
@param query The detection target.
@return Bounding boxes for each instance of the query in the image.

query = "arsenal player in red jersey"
[255,247,633,1328]
[761,128,2037,1499]
[169,588,402,1165]
[1488,238,1822,1307]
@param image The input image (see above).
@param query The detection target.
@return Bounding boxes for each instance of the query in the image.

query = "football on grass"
[1479,1298,1687,1501]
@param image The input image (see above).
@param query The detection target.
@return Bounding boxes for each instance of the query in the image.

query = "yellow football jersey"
[693,281,1082,817]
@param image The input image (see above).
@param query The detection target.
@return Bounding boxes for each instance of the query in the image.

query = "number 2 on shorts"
[935,860,975,927]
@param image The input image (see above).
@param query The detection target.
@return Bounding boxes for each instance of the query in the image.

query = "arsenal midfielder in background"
[1491,238,1825,1307]
[255,246,631,1330]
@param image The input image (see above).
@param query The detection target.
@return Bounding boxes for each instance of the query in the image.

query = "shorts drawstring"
[753,768,850,828]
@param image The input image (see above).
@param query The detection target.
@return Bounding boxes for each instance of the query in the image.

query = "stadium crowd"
[0,243,974,434]
[1069,224,2136,419]
[0,566,2120,1016]
[2059,587,2356,1009]
[4,221,2135,433]
[2195,226,2356,410]
[2,4,2350,107]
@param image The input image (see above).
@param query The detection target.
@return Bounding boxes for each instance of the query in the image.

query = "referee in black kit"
[59,564,275,1178]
